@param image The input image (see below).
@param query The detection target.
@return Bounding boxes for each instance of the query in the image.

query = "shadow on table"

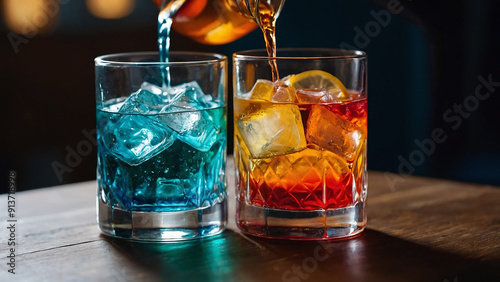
[101,229,499,282]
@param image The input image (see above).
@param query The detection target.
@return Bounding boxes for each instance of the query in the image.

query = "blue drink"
[95,53,228,241]
[97,107,226,211]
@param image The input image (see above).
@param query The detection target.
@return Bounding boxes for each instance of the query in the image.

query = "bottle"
[154,0,259,45]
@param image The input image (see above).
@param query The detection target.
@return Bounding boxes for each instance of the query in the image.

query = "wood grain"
[1,158,499,281]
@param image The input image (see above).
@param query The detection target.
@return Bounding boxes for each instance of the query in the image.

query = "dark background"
[1,0,499,192]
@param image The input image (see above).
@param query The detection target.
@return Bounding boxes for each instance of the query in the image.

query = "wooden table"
[2,158,500,281]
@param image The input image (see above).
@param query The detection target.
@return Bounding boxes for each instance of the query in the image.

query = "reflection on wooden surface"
[1,157,499,281]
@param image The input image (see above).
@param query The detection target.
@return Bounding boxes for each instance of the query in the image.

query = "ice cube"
[119,82,166,114]
[106,80,220,163]
[237,104,307,159]
[141,81,164,95]
[250,79,275,101]
[119,81,214,114]
[103,115,175,165]
[159,83,186,105]
[296,89,335,104]
[272,84,297,103]
[180,81,219,108]
[248,80,297,103]
[159,100,218,152]
[102,97,126,112]
[306,105,364,161]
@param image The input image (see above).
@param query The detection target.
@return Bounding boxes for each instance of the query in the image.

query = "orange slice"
[287,70,348,99]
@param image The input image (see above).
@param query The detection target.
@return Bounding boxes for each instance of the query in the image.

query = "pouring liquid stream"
[237,0,286,82]
[157,0,286,84]
[158,0,186,87]
[252,0,285,82]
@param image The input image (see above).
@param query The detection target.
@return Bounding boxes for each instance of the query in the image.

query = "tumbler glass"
[233,48,367,239]
[96,52,227,241]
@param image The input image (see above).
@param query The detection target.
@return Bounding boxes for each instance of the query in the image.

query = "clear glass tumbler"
[233,48,367,240]
[95,52,227,241]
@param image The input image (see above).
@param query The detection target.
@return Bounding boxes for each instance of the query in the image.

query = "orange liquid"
[234,95,367,210]
[254,0,281,81]
[155,0,258,45]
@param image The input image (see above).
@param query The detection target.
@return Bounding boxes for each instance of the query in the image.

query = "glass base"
[98,196,227,242]
[236,200,366,240]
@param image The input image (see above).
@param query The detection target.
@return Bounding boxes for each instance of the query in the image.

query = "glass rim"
[95,51,227,66]
[233,48,367,60]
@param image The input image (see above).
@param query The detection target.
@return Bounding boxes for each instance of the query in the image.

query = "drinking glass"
[95,52,227,241]
[233,48,367,239]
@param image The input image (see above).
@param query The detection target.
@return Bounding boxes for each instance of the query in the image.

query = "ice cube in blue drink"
[181,81,219,109]
[103,81,220,164]
[103,114,175,166]
[100,82,180,165]
[159,100,218,152]
[159,83,187,105]
[119,82,167,114]
[158,82,219,152]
